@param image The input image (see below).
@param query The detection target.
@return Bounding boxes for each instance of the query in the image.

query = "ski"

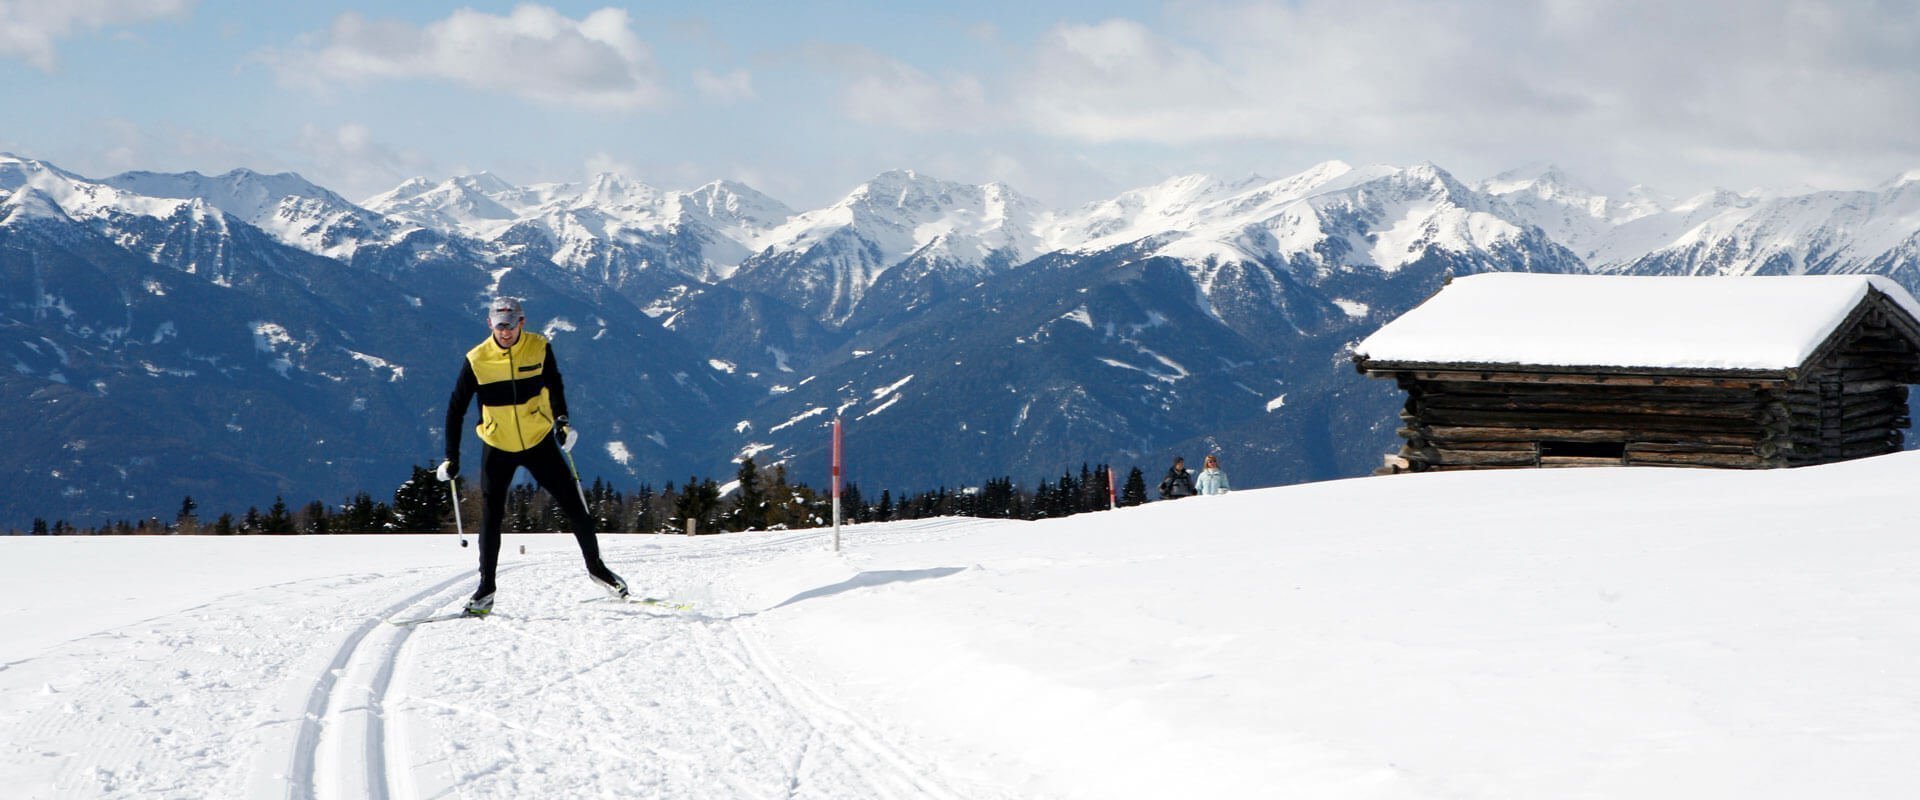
[389,611,492,626]
[580,595,694,612]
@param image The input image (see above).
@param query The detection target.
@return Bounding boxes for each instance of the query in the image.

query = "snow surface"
[1356,273,1920,370]
[7,454,1920,797]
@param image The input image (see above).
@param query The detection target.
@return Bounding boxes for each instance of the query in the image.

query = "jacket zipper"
[507,338,524,449]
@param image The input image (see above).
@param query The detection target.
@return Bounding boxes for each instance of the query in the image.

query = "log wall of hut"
[1374,298,1920,474]
[1380,374,1791,473]
[1783,302,1917,465]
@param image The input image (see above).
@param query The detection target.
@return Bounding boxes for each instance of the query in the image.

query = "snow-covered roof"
[1355,273,1920,372]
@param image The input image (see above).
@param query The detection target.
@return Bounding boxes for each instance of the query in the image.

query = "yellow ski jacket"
[444,332,569,456]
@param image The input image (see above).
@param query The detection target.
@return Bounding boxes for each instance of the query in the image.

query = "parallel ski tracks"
[285,523,984,799]
[282,568,476,800]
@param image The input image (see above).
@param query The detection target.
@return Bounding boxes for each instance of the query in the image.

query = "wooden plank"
[1415,424,1767,447]
[1841,380,1902,395]
[1415,407,1774,434]
[1625,451,1770,469]
[1415,397,1769,420]
[1432,448,1538,467]
[1626,441,1759,455]
[1539,456,1626,468]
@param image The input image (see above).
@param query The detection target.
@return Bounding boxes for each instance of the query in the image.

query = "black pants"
[476,434,616,595]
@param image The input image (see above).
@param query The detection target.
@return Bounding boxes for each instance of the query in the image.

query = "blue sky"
[5,1,1919,208]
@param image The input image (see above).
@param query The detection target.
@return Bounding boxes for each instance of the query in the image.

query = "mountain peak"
[0,185,71,226]
[454,171,516,195]
[1880,168,1920,191]
[1482,162,1596,199]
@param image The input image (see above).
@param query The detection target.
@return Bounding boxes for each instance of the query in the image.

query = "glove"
[436,459,458,482]
[559,425,579,453]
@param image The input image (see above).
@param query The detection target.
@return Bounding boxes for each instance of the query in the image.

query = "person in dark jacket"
[1158,457,1196,499]
[436,296,627,616]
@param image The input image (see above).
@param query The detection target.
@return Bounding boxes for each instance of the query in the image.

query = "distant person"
[1195,454,1231,496]
[438,296,627,616]
[1158,456,1196,499]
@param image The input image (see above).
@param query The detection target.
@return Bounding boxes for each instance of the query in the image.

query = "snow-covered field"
[6,453,1920,798]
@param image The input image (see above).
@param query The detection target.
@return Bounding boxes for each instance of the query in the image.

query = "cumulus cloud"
[1013,0,1920,192]
[0,0,193,71]
[270,5,667,110]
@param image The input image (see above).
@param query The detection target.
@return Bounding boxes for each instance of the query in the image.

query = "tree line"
[8,458,1162,535]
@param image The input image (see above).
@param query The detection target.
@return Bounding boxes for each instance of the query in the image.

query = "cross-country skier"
[436,296,628,616]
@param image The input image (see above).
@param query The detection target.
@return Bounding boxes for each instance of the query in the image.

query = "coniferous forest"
[8,459,1169,535]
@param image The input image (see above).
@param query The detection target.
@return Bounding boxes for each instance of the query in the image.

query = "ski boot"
[463,591,494,617]
[590,572,630,601]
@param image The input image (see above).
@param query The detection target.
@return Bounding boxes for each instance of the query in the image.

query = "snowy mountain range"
[8,150,1920,524]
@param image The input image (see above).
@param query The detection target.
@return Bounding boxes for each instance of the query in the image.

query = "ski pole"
[448,477,468,548]
[558,421,593,519]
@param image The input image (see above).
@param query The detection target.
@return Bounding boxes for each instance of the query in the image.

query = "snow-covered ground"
[6,453,1920,798]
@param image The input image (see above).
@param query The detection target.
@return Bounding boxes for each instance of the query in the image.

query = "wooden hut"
[1352,273,1920,473]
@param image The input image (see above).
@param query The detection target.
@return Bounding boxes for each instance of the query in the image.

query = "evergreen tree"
[1033,479,1056,519]
[264,496,295,533]
[240,507,263,533]
[842,483,865,523]
[1122,467,1148,507]
[175,496,199,533]
[875,489,893,522]
[586,478,621,532]
[673,475,722,534]
[732,457,768,531]
[510,485,537,532]
[339,492,377,532]
[30,518,47,535]
[301,500,331,534]
[534,485,562,531]
[213,513,235,535]
[392,465,449,532]
[765,467,811,530]
[632,483,659,532]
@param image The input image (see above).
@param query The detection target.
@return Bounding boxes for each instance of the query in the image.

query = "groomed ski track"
[4,522,1012,799]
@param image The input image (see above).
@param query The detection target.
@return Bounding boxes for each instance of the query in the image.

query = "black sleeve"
[545,346,569,422]
[445,360,477,461]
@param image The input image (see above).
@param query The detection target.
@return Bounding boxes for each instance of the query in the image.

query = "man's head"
[489,296,524,347]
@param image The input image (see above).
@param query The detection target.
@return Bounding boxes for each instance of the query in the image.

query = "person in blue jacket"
[1194,454,1231,496]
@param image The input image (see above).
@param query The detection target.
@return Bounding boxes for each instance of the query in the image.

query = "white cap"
[488,296,523,328]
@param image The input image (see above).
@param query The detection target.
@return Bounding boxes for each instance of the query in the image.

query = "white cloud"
[582,151,638,179]
[291,123,433,201]
[809,45,999,134]
[1013,0,1920,193]
[270,5,667,110]
[693,68,755,103]
[93,117,273,176]
[0,0,193,71]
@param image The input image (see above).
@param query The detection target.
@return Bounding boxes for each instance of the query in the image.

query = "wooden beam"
[1412,424,1767,447]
